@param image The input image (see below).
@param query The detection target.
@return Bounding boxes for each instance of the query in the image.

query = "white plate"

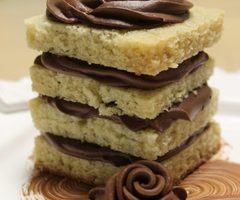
[0,69,239,200]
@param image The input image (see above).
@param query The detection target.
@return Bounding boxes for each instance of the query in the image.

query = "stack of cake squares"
[25,1,224,186]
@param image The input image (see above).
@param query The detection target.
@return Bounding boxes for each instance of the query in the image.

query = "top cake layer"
[25,6,224,75]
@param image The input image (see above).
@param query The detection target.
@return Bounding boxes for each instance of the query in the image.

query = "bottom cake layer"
[34,123,220,186]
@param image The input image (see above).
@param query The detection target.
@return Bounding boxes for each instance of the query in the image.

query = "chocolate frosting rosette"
[46,0,193,29]
[88,160,187,200]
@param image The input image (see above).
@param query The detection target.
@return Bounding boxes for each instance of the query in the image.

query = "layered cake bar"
[26,0,224,186]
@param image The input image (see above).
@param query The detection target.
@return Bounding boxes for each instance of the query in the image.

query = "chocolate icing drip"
[43,85,212,132]
[181,160,240,200]
[88,160,187,200]
[43,125,208,167]
[46,0,193,29]
[35,52,208,90]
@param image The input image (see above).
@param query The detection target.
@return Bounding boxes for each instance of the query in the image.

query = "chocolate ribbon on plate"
[88,160,187,200]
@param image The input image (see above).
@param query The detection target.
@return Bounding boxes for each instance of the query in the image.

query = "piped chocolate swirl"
[46,0,193,29]
[42,85,212,132]
[35,51,208,90]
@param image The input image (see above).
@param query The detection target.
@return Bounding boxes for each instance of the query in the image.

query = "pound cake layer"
[30,89,218,160]
[34,122,221,185]
[25,7,223,76]
[30,58,213,119]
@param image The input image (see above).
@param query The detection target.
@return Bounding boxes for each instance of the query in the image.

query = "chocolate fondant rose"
[88,160,187,200]
[47,0,193,29]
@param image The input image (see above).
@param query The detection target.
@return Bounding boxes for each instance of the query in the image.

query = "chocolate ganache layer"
[43,85,212,132]
[46,0,193,29]
[35,51,208,90]
[43,125,208,167]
